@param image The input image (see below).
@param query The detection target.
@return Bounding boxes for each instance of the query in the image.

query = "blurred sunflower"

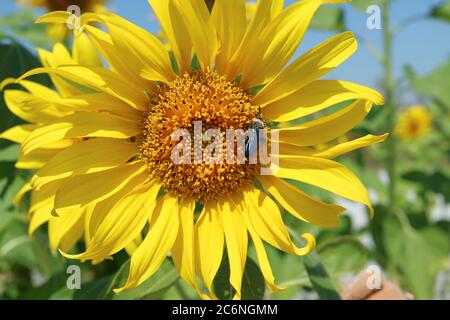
[395,105,432,142]
[1,0,386,299]
[17,0,109,40]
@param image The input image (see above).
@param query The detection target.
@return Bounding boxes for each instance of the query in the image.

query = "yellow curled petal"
[244,187,315,256]
[313,134,389,159]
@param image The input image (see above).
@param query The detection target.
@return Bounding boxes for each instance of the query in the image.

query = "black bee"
[245,112,268,161]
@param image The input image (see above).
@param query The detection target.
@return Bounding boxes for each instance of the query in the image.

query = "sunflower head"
[1,0,387,300]
[17,0,109,40]
[140,68,262,201]
[395,105,432,141]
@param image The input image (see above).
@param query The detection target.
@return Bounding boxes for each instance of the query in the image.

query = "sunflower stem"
[383,0,397,215]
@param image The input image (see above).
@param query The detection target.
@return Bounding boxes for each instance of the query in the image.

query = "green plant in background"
[0,0,449,300]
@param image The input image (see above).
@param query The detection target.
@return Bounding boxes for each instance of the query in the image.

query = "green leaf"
[112,259,179,300]
[73,258,178,300]
[311,6,345,32]
[318,237,369,283]
[406,62,450,109]
[74,276,114,300]
[383,215,449,299]
[0,144,20,162]
[50,287,75,300]
[213,254,266,300]
[430,0,450,23]
[402,170,450,202]
[303,252,341,300]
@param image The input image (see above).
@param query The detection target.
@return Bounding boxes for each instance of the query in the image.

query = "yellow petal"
[29,204,52,235]
[211,0,246,77]
[0,124,36,144]
[38,42,90,97]
[46,92,142,122]
[171,197,209,298]
[48,206,85,252]
[21,112,139,155]
[28,179,67,235]
[274,100,373,147]
[32,138,138,189]
[148,0,192,73]
[219,197,248,300]
[244,187,316,256]
[13,79,60,99]
[240,192,285,291]
[313,134,389,159]
[242,0,350,89]
[19,66,148,111]
[59,213,86,253]
[13,182,32,207]
[83,25,148,89]
[85,13,175,83]
[54,161,147,212]
[273,156,373,217]
[64,181,160,260]
[262,80,384,122]
[72,32,103,67]
[259,175,345,227]
[16,140,74,170]
[125,233,143,256]
[114,194,180,293]
[227,0,284,80]
[195,201,224,298]
[254,31,357,106]
[3,89,70,123]
[174,0,218,70]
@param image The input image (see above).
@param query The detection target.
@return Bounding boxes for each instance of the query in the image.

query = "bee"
[245,112,268,162]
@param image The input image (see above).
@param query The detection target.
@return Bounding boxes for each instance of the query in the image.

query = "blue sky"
[1,0,449,103]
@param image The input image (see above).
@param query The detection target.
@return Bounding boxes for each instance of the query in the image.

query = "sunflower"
[1,0,386,299]
[395,105,432,142]
[17,0,109,40]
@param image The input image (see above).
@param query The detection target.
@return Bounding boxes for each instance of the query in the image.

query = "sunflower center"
[140,70,261,201]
